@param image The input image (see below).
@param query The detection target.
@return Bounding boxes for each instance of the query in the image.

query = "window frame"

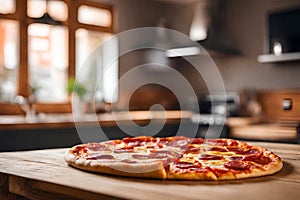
[0,0,114,114]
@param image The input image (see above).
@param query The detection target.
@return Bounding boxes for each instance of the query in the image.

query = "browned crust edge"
[64,149,167,179]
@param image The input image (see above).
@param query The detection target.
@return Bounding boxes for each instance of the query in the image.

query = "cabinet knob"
[282,98,293,110]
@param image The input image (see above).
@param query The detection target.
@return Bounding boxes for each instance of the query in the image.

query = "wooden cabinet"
[258,90,300,121]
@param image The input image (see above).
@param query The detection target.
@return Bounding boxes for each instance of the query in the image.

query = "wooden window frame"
[0,0,114,115]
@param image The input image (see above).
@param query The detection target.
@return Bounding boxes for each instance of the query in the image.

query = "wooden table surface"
[0,142,299,200]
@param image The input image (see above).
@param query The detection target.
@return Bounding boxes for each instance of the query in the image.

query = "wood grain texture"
[0,142,299,200]
[9,175,119,200]
[229,123,298,142]
[0,174,17,200]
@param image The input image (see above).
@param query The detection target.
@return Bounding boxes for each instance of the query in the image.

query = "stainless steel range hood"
[190,0,240,55]
[199,24,241,55]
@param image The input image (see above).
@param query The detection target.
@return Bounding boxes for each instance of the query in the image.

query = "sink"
[0,113,103,124]
[0,115,27,124]
[0,114,75,124]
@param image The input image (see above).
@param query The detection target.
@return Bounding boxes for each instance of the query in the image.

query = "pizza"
[64,136,283,180]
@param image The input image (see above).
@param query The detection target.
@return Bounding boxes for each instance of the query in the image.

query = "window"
[0,0,116,113]
[0,0,16,14]
[28,23,68,102]
[75,29,118,103]
[0,19,19,101]
[78,5,112,27]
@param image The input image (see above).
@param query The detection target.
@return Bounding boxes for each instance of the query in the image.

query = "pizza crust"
[64,150,167,179]
[167,170,218,180]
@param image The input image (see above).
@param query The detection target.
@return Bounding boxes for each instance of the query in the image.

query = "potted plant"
[67,78,87,117]
[67,78,87,100]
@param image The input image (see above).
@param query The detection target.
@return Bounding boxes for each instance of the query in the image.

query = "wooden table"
[0,142,299,200]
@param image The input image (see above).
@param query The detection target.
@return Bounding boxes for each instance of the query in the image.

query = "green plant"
[67,78,87,99]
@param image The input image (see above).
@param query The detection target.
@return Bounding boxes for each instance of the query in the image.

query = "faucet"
[14,95,37,122]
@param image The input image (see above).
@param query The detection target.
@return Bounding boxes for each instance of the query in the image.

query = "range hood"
[190,0,240,55]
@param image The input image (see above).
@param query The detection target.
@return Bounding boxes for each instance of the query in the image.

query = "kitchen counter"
[0,142,299,200]
[0,111,196,151]
[227,117,299,143]
[230,123,298,142]
[0,110,194,130]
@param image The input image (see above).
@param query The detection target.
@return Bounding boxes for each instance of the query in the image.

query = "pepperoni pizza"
[64,136,283,180]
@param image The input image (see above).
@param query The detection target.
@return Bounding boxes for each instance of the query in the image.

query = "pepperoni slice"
[127,141,144,147]
[226,139,239,146]
[243,154,271,164]
[122,137,138,143]
[150,150,179,156]
[157,138,171,146]
[199,154,223,160]
[174,161,202,169]
[123,137,156,146]
[86,154,114,160]
[121,159,138,163]
[113,147,134,153]
[210,147,228,152]
[227,147,245,154]
[149,153,169,159]
[132,154,150,159]
[244,149,261,155]
[185,146,200,154]
[191,138,204,144]
[229,156,244,161]
[122,137,145,147]
[224,161,251,170]
[168,136,191,147]
[87,143,109,151]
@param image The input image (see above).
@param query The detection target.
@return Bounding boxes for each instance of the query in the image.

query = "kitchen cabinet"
[229,122,299,143]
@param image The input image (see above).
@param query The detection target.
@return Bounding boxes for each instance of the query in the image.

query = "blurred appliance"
[258,7,300,63]
[199,93,240,116]
[268,7,300,54]
[191,93,240,139]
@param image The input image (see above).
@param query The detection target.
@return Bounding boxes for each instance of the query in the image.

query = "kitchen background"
[97,0,300,113]
[105,0,300,92]
[0,0,299,151]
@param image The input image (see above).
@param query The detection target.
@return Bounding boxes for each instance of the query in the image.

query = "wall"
[96,0,300,107]
[216,0,300,92]
[96,0,203,108]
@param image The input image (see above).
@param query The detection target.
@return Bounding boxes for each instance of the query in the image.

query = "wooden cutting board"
[0,142,299,200]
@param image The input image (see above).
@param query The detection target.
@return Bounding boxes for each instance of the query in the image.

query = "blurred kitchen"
[0,0,299,151]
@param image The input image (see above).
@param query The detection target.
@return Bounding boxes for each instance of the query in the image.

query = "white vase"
[72,95,86,119]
